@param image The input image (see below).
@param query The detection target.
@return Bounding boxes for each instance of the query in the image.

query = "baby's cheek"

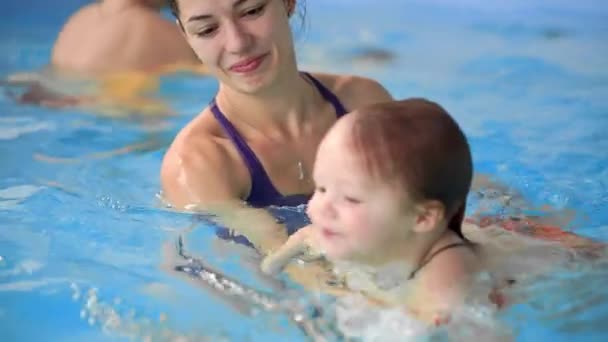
[346,214,379,247]
[362,216,399,247]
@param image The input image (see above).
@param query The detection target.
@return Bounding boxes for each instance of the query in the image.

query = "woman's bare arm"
[160,137,290,254]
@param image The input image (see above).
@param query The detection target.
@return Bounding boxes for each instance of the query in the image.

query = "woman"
[160,0,393,253]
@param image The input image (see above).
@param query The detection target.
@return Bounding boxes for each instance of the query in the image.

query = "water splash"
[71,283,214,342]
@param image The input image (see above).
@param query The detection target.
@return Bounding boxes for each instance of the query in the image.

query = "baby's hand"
[260,225,322,275]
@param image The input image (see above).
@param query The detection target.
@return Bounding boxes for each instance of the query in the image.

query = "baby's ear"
[412,200,445,233]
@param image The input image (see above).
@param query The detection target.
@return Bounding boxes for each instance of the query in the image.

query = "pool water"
[1,0,607,341]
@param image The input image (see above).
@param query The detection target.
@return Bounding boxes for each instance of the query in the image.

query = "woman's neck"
[215,70,320,140]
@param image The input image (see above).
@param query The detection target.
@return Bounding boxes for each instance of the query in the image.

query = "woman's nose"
[224,21,253,54]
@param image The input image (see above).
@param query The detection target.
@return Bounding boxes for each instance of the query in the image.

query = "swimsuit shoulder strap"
[301,72,348,117]
[409,242,471,280]
[209,99,279,198]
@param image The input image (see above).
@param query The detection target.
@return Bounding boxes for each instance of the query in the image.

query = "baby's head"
[307,98,472,263]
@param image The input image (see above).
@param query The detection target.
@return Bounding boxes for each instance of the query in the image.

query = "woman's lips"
[229,53,268,73]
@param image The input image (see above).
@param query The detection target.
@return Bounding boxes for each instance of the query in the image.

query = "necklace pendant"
[297,161,305,180]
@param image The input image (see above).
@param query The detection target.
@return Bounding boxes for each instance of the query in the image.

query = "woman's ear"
[412,200,446,233]
[285,0,296,17]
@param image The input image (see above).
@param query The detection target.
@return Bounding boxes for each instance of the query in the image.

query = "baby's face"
[307,116,417,264]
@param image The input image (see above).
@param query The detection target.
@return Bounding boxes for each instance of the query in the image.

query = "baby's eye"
[242,4,266,18]
[315,186,326,194]
[344,196,361,204]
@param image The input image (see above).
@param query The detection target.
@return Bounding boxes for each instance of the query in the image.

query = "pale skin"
[160,0,392,253]
[51,0,200,75]
[261,113,479,324]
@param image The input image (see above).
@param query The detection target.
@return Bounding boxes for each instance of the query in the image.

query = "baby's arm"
[261,226,353,297]
[261,225,320,275]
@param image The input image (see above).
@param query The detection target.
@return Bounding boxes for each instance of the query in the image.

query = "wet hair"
[168,0,304,24]
[350,98,473,239]
[168,0,179,18]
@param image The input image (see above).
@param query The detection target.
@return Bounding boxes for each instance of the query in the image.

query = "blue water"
[1,0,607,341]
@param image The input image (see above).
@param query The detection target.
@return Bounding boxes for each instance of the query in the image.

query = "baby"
[262,98,481,324]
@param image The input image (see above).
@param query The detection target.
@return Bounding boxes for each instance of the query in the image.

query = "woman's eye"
[242,4,266,17]
[196,26,218,37]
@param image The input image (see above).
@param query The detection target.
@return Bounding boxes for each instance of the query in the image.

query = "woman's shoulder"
[307,72,393,110]
[168,106,227,153]
[161,108,247,207]
[163,106,230,175]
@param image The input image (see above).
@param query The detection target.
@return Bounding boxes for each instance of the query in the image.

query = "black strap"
[409,242,471,280]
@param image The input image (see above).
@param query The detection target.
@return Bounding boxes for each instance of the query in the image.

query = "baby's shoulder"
[415,242,478,296]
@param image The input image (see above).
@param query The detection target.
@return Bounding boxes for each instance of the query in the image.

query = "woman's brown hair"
[168,0,300,21]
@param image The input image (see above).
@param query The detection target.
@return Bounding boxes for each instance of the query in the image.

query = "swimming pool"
[1,0,607,340]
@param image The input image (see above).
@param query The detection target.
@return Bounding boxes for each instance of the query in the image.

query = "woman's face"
[176,0,296,94]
